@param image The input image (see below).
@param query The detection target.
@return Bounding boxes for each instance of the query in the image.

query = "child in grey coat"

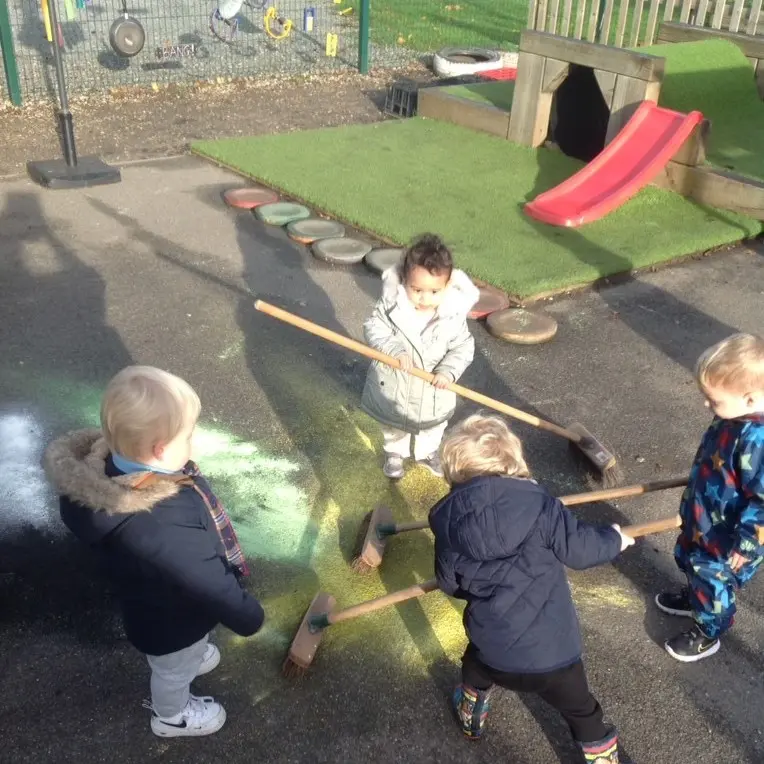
[361,234,479,478]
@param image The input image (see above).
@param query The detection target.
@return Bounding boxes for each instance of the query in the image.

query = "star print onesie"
[674,414,764,638]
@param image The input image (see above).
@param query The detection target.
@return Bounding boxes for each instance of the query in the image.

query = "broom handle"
[328,579,438,625]
[622,515,680,537]
[334,514,679,623]
[392,477,688,533]
[254,300,579,443]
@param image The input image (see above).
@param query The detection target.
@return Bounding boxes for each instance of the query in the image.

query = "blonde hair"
[441,414,530,484]
[695,333,764,395]
[100,366,201,460]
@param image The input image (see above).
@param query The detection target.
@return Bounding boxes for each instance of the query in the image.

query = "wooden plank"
[670,119,709,165]
[656,21,764,59]
[519,30,665,79]
[746,0,763,34]
[575,0,588,38]
[594,69,618,107]
[711,0,727,27]
[615,0,631,45]
[598,0,616,43]
[664,0,677,21]
[586,0,600,41]
[528,0,540,27]
[561,0,574,35]
[651,163,764,220]
[538,0,549,30]
[695,0,711,26]
[630,0,647,45]
[606,74,652,143]
[756,59,764,98]
[542,58,570,90]
[548,0,562,34]
[728,0,745,31]
[509,51,550,146]
[645,0,663,43]
[418,89,512,139]
[679,0,693,22]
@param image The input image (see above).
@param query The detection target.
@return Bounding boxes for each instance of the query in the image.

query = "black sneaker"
[655,588,692,617]
[418,452,444,478]
[665,626,720,662]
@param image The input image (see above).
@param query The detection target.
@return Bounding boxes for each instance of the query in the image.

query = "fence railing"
[528,0,762,47]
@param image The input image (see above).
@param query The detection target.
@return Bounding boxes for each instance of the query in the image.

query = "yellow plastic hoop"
[264,7,293,39]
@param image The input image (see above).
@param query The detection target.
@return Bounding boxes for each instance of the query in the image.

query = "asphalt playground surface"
[1,156,763,763]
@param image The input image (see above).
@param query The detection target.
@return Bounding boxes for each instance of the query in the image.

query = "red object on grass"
[478,67,517,81]
[524,101,704,228]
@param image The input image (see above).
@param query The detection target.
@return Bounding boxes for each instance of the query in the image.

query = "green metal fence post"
[0,0,22,106]
[358,0,370,74]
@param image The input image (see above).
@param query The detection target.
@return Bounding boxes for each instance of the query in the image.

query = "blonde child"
[656,333,764,661]
[429,414,634,763]
[45,366,264,737]
[361,234,479,479]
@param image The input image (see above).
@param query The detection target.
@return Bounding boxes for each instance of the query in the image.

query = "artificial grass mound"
[440,81,515,111]
[644,39,764,181]
[193,118,760,298]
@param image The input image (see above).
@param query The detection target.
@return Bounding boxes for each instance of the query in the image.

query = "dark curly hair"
[401,233,453,282]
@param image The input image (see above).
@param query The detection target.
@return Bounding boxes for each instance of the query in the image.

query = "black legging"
[461,643,608,744]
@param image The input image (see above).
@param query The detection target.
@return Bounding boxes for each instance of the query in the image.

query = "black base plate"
[27,156,121,189]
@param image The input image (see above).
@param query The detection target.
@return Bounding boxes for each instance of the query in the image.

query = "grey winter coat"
[361,266,479,433]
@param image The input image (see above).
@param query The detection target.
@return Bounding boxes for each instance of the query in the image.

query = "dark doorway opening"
[549,64,610,162]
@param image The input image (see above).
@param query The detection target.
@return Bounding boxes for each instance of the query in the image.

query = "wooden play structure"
[419,20,764,224]
[508,30,664,146]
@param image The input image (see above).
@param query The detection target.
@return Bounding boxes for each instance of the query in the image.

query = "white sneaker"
[150,695,227,737]
[196,643,221,677]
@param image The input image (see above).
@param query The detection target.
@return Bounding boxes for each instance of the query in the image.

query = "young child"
[44,366,265,738]
[656,333,764,662]
[429,414,634,763]
[361,233,479,479]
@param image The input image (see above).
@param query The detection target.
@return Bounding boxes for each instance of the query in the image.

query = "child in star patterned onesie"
[655,333,764,662]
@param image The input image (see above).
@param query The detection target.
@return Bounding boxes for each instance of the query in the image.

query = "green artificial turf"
[644,39,764,181]
[440,81,515,111]
[193,118,760,298]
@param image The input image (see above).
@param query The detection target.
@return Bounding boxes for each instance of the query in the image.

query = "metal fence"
[0,0,366,101]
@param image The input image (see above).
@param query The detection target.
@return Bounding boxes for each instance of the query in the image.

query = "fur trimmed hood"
[44,429,183,517]
[380,266,480,318]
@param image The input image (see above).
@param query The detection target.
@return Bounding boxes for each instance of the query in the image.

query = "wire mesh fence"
[2,0,363,100]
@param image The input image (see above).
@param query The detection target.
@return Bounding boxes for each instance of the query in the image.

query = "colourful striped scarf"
[183,461,249,577]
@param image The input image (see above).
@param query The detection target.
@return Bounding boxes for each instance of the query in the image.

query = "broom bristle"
[350,555,375,575]
[282,656,308,679]
[600,462,624,489]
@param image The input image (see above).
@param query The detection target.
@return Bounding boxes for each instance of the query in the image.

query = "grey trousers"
[145,634,208,718]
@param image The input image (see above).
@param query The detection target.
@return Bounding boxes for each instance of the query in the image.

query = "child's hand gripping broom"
[284,514,681,676]
[254,300,622,486]
[352,476,688,573]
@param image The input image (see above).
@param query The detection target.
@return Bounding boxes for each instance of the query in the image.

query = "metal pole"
[46,0,77,166]
[0,0,23,106]
[358,0,370,74]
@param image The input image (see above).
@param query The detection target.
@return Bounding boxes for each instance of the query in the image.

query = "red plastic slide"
[524,101,704,228]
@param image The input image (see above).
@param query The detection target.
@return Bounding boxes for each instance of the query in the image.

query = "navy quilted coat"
[429,475,622,673]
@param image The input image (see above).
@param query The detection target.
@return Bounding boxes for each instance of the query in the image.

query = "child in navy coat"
[429,414,634,763]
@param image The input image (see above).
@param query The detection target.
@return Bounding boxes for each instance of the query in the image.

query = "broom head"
[351,505,394,574]
[283,591,336,678]
[567,422,623,488]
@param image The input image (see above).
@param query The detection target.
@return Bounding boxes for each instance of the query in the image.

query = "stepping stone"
[223,187,279,209]
[468,284,511,320]
[287,218,346,244]
[486,308,558,344]
[364,247,404,274]
[255,202,311,226]
[312,237,372,265]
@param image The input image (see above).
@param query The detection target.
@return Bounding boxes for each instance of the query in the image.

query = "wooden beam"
[542,58,570,91]
[509,50,552,146]
[594,69,617,107]
[657,21,764,60]
[418,89,512,139]
[606,75,658,143]
[671,119,709,166]
[651,163,764,220]
[519,30,665,80]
